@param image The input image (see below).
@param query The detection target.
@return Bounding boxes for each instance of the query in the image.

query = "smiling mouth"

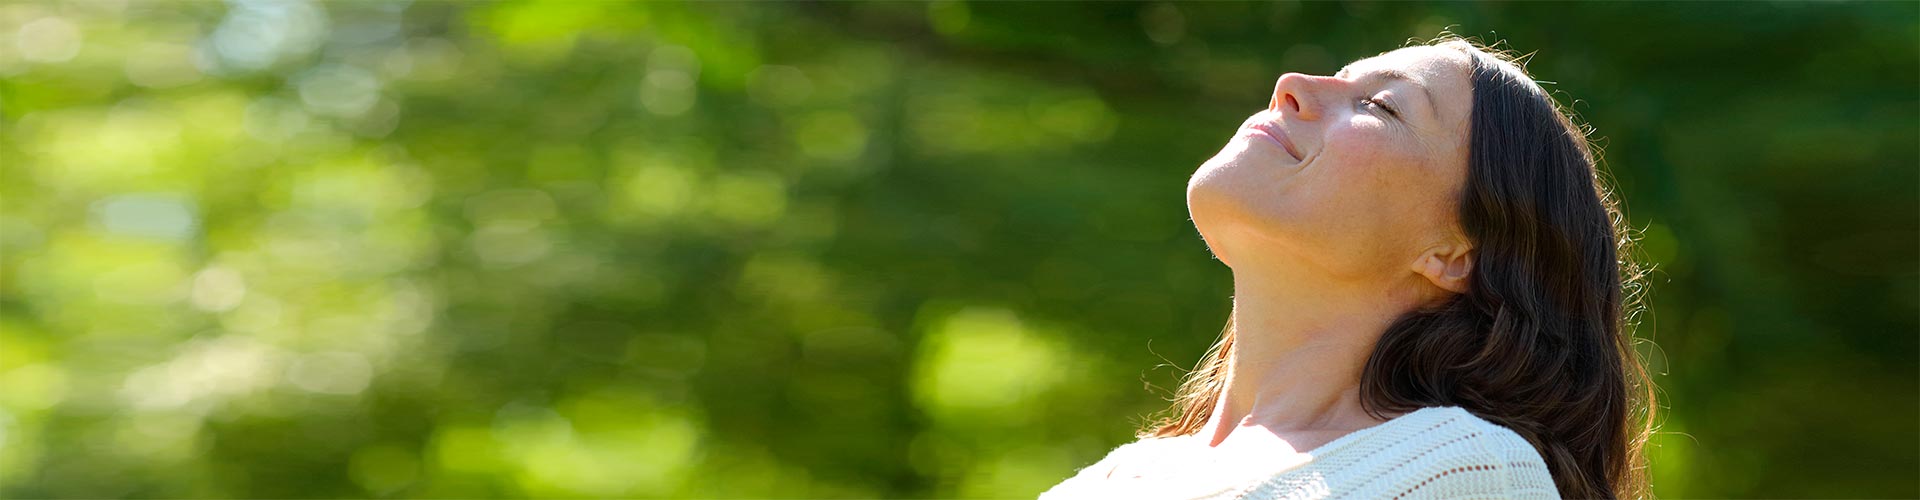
[1244,123,1302,162]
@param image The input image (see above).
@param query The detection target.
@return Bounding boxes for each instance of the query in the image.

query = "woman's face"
[1186,45,1475,283]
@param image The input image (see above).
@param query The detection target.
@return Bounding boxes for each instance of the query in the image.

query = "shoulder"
[1382,406,1561,499]
[1039,436,1189,499]
[1062,436,1184,480]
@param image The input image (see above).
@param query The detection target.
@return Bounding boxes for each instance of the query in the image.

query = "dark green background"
[2,1,1914,498]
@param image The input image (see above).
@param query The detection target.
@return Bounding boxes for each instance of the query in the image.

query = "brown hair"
[1144,36,1657,500]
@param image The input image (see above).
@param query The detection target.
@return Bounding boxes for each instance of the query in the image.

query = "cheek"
[1315,125,1404,203]
[1297,127,1444,255]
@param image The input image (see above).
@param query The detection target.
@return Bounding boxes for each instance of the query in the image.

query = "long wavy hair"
[1144,37,1658,500]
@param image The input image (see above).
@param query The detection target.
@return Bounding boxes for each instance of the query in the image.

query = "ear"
[1412,244,1474,294]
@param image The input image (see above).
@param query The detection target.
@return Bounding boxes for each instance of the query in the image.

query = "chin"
[1189,136,1257,193]
[1187,136,1312,265]
[1188,140,1269,263]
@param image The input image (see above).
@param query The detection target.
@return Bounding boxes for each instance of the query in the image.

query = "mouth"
[1241,118,1302,162]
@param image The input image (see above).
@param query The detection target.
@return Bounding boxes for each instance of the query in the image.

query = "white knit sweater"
[1038,406,1562,500]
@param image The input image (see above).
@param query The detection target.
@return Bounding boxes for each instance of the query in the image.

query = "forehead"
[1342,46,1472,129]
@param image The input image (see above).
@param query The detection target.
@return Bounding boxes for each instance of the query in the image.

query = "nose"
[1269,72,1330,121]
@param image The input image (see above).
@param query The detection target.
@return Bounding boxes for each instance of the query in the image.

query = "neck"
[1200,258,1426,448]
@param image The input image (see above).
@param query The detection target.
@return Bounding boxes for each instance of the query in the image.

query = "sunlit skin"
[1137,44,1481,477]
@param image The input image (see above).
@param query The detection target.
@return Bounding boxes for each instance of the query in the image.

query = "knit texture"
[1038,406,1562,500]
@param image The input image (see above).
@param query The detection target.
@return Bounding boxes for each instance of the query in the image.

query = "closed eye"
[1363,97,1399,118]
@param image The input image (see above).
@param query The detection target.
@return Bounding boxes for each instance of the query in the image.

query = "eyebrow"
[1336,66,1439,120]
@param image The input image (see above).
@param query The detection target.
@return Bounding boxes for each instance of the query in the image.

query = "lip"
[1244,120,1302,162]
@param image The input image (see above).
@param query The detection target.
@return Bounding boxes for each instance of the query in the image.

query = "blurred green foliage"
[1,1,1915,498]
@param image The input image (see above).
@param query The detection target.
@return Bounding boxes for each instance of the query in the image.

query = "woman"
[1040,37,1656,500]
